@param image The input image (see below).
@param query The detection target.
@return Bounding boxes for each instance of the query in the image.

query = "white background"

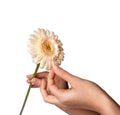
[0,0,120,115]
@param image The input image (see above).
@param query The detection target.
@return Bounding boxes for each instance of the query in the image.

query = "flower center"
[42,40,54,55]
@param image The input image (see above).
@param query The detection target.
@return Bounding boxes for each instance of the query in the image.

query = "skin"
[27,71,99,115]
[27,66,120,115]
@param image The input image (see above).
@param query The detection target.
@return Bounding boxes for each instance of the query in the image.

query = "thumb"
[53,66,75,84]
[47,69,65,97]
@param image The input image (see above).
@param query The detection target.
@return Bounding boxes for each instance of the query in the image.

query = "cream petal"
[30,34,39,40]
[34,31,42,40]
[54,61,59,66]
[54,35,58,40]
[52,57,58,66]
[58,41,63,46]
[38,29,46,38]
[50,32,55,39]
[49,59,53,69]
[46,30,50,37]
[51,58,55,67]
[56,59,61,65]
[33,56,40,64]
[44,63,49,70]
[40,56,47,69]
[59,52,64,60]
[44,60,51,70]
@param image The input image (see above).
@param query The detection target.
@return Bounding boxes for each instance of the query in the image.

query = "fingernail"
[30,78,35,85]
[31,82,34,85]
[53,65,59,71]
[31,78,35,82]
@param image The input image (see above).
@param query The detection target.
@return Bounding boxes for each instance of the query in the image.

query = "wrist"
[67,109,100,115]
[97,92,120,115]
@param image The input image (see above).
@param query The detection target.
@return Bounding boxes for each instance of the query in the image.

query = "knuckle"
[59,96,69,105]
[43,97,48,103]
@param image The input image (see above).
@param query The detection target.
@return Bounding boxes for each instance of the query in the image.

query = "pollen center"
[42,40,54,55]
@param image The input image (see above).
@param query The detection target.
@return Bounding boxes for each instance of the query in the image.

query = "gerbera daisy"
[28,28,64,70]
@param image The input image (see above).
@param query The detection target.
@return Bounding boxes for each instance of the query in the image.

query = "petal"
[40,56,47,69]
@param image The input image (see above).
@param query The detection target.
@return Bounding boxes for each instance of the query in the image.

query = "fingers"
[27,77,41,88]
[40,79,47,97]
[26,71,49,88]
[27,71,48,79]
[53,66,77,84]
[47,69,66,98]
[40,79,59,105]
[36,71,48,78]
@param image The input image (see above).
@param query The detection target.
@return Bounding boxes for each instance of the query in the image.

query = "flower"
[19,28,64,115]
[28,28,64,70]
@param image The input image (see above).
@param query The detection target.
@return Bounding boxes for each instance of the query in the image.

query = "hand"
[27,71,100,115]
[27,71,68,89]
[40,66,120,115]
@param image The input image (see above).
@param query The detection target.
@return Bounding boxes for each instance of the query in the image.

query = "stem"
[19,63,40,115]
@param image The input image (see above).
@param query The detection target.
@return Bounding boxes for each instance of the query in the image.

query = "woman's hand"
[40,66,120,115]
[27,70,100,115]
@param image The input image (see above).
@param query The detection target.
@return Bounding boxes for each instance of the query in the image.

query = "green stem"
[19,63,40,115]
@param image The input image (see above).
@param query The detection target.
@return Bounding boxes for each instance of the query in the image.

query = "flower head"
[28,28,64,70]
